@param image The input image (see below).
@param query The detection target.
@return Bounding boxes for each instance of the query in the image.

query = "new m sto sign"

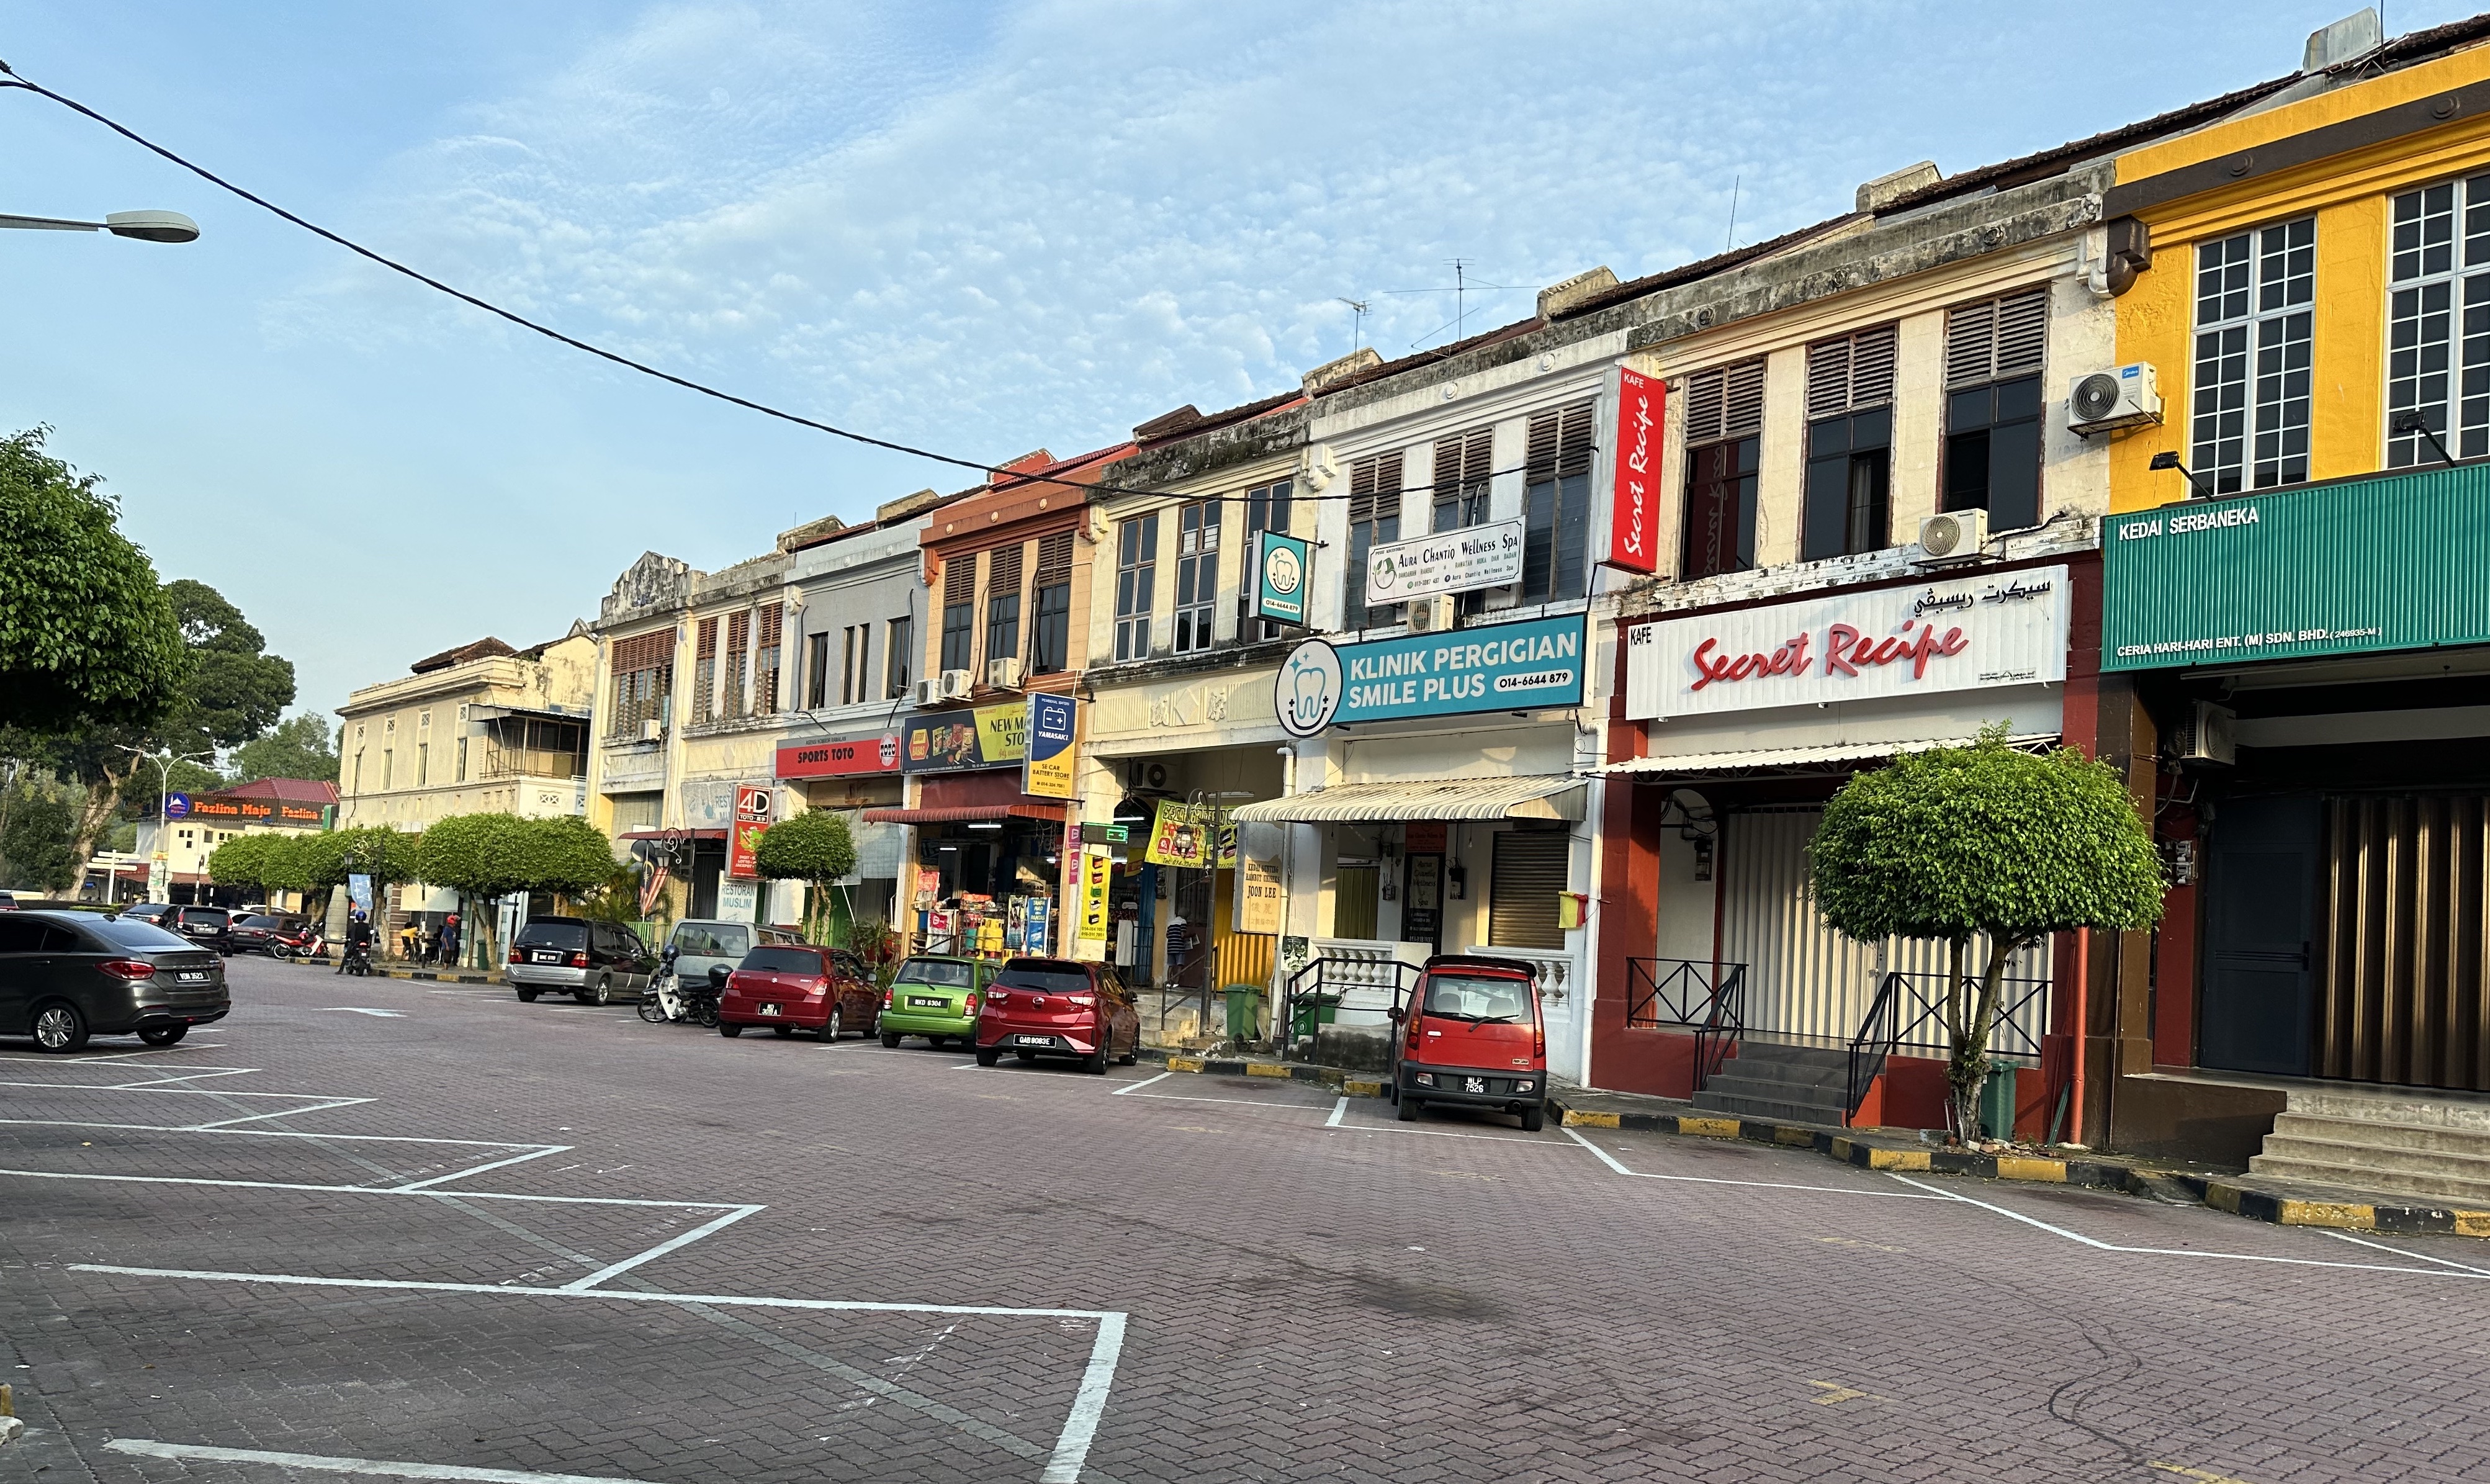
[2101,462,2490,671]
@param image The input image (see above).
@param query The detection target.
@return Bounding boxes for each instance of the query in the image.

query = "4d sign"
[1277,613,1586,737]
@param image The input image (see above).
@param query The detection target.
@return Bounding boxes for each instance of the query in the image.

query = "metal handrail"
[1843,969,2052,1127]
[1277,955,1423,1059]
[1624,957,1748,1092]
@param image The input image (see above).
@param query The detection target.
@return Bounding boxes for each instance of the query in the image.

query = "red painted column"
[1591,618,1663,1094]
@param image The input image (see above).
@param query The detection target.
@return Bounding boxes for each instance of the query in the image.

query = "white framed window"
[2190,218,2314,495]
[1173,501,1220,653]
[1113,514,1158,662]
[2385,175,2490,467]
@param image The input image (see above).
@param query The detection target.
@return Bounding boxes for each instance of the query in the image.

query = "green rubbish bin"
[1290,991,1341,1041]
[1979,1066,2020,1141]
[1223,984,1264,1041]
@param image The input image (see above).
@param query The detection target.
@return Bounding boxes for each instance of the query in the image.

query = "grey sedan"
[0,909,231,1051]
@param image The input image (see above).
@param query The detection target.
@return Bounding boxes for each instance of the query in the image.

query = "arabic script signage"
[1625,565,2070,720]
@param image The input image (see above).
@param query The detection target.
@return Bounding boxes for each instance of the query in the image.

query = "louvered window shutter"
[987,542,1023,596]
[1684,359,1768,444]
[757,603,782,647]
[695,617,717,659]
[1807,325,1897,417]
[1947,286,2048,387]
[944,553,976,606]
[1035,532,1073,585]
[1348,452,1403,526]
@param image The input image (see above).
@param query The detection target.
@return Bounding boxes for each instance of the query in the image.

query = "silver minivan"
[505,916,656,1005]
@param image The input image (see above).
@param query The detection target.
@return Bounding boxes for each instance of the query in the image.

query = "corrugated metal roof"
[1228,775,1586,823]
[1595,733,2059,779]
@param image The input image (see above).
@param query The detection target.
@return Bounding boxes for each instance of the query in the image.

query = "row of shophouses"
[339,9,2490,1166]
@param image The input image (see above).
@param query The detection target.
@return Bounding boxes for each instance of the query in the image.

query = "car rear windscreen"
[739,947,822,974]
[895,959,973,987]
[672,923,751,957]
[92,918,196,951]
[179,908,228,926]
[994,963,1090,992]
[515,921,588,950]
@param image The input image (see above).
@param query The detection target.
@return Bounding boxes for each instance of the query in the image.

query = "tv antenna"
[1336,297,1370,353]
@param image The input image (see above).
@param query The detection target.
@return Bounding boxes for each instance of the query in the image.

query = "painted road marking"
[1563,1125,1946,1200]
[320,1007,408,1017]
[1325,1096,1347,1128]
[2325,1228,2490,1276]
[1109,1071,1172,1096]
[560,1205,765,1291]
[106,1440,657,1483]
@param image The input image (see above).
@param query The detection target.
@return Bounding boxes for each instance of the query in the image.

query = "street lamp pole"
[117,745,214,901]
[0,209,198,242]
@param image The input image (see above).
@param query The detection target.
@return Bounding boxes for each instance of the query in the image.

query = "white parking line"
[2326,1229,2490,1275]
[0,1167,726,1211]
[561,1205,765,1291]
[1110,1071,1172,1096]
[389,1145,569,1191]
[1563,1125,1947,1199]
[1324,1097,1347,1127]
[188,1099,372,1130]
[106,1439,654,1483]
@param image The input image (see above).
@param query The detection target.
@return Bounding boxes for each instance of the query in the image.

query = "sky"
[4,1,2477,727]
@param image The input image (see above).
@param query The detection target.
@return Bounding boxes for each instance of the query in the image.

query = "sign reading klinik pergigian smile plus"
[1276,613,1586,737]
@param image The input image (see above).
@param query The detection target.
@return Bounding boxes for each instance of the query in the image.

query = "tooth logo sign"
[1276,639,1344,738]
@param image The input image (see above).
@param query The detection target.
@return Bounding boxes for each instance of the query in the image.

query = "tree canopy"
[753,809,856,885]
[207,832,283,893]
[159,578,295,756]
[0,428,187,734]
[416,812,619,901]
[0,778,81,893]
[231,714,339,786]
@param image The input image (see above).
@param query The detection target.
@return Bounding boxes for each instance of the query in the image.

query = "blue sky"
[4,1,2473,726]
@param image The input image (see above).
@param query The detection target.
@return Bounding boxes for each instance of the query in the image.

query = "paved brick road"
[6,956,2490,1483]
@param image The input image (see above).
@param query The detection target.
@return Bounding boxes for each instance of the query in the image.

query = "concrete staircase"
[1692,1041,1854,1126]
[2249,1085,2490,1206]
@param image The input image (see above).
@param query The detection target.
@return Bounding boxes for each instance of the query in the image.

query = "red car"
[717,945,880,1040]
[1390,955,1548,1131]
[972,958,1139,1074]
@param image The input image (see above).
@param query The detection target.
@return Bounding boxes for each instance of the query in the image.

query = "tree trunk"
[67,762,137,893]
[1942,937,1977,1143]
[1947,933,2031,1144]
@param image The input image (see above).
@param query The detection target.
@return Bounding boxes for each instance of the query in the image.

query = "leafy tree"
[0,778,80,893]
[524,816,624,899]
[1809,729,2165,1143]
[257,833,326,898]
[206,832,281,894]
[0,428,187,735]
[754,809,856,943]
[231,713,339,785]
[417,814,534,902]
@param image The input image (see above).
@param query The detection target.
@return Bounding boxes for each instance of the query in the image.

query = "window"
[1433,428,1494,614]
[1030,533,1072,675]
[1522,404,1596,600]
[804,631,831,709]
[1174,501,1221,652]
[940,555,976,676]
[1114,514,1159,661]
[1240,479,1295,640]
[2386,177,2490,467]
[693,616,719,724]
[2192,218,2315,495]
[755,604,783,714]
[1678,359,1766,580]
[609,630,673,737]
[984,543,1023,667]
[838,623,871,704]
[724,609,752,717]
[1801,325,1899,560]
[456,736,468,782]
[382,750,393,790]
[1344,452,1404,630]
[886,614,913,698]
[416,742,429,787]
[1942,287,2047,529]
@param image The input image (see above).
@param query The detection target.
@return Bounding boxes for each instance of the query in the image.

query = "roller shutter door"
[1488,831,1570,949]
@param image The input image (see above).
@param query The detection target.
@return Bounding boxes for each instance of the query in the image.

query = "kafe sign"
[1277,613,1586,737]
[1606,367,1663,574]
[1364,518,1524,605]
[1625,565,2069,721]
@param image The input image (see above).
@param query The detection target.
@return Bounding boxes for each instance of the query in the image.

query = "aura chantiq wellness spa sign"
[1275,613,1586,737]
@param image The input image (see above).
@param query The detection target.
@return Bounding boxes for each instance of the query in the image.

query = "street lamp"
[116,745,216,902]
[0,209,199,243]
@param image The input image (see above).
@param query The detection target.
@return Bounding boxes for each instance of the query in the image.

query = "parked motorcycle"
[638,950,719,1027]
[271,925,327,963]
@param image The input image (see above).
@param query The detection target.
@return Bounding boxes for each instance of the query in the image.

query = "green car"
[877,955,995,1048]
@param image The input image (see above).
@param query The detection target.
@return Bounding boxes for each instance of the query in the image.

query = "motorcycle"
[638,950,719,1027]
[341,939,374,977]
[271,925,327,963]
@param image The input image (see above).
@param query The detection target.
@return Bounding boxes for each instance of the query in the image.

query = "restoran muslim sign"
[1624,564,2069,721]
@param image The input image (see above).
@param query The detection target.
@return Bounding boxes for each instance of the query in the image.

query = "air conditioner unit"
[1917,508,1989,562]
[2171,701,2237,765]
[1405,593,1457,634]
[987,657,1025,690]
[2069,362,2163,434]
[638,719,665,743]
[938,668,974,701]
[910,677,943,708]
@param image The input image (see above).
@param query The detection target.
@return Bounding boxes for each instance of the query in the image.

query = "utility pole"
[117,745,213,901]
[1448,259,1472,343]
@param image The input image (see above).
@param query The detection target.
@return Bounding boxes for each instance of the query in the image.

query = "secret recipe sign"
[1624,564,2070,721]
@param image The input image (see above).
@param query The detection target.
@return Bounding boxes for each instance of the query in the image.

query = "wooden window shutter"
[757,603,782,647]
[1349,452,1404,526]
[1995,287,2047,376]
[943,553,976,606]
[725,608,749,654]
[1684,359,1768,444]
[1035,531,1074,584]
[613,631,670,673]
[987,542,1023,595]
[1947,286,2049,387]
[1526,402,1598,477]
[694,617,718,659]
[1434,427,1493,492]
[1807,325,1897,418]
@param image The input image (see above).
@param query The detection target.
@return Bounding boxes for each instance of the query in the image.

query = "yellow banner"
[1144,800,1239,869]
[1078,848,1113,942]
[976,704,1026,762]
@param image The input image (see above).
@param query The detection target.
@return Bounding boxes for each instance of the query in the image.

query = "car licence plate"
[175,971,207,983]
[1463,1076,1488,1094]
[907,996,946,1009]
[531,951,563,963]
[760,1003,782,1017]
[1016,1034,1052,1046]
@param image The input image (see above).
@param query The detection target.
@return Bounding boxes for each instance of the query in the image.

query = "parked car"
[121,902,176,927]
[1389,955,1548,1131]
[972,958,1139,1074]
[653,919,788,1004]
[716,944,879,1040]
[226,913,305,955]
[503,916,656,1005]
[170,906,236,956]
[0,889,18,911]
[0,908,230,1051]
[878,954,994,1049]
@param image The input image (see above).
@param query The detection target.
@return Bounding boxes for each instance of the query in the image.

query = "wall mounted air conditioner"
[910,677,943,708]
[986,657,1025,690]
[2069,362,2163,434]
[1405,593,1457,634]
[1917,508,1989,563]
[2171,701,2237,765]
[638,719,665,742]
[938,668,974,701]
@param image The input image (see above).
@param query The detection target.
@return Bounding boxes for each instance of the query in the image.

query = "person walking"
[438,913,461,969]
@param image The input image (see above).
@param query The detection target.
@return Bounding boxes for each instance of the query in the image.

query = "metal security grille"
[1488,830,1569,950]
[1805,324,1899,418]
[1943,287,2048,389]
[2386,176,2490,468]
[2320,794,2490,1091]
[1346,452,1405,630]
[2191,218,2316,495]
[1682,359,1767,445]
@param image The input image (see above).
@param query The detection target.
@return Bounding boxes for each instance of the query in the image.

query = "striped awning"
[1593,732,2059,780]
[1228,775,1586,824]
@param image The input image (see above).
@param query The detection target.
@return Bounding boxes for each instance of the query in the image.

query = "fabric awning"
[1593,732,2060,781]
[860,803,1065,825]
[1228,775,1586,824]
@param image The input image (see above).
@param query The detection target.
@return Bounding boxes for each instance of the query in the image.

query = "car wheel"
[720,1022,744,1038]
[516,989,539,1003]
[31,1001,89,1054]
[879,1030,902,1049]
[591,978,613,1007]
[138,1023,189,1047]
[1396,1095,1421,1123]
[825,1006,844,1041]
[773,1025,795,1038]
[1082,1043,1108,1076]
[975,1045,1000,1067]
[1520,1106,1545,1133]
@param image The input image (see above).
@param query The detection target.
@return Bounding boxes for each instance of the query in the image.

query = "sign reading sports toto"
[1606,367,1663,573]
[775,735,900,779]
[1624,564,2069,720]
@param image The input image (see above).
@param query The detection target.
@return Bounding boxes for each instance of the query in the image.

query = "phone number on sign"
[2115,626,2384,658]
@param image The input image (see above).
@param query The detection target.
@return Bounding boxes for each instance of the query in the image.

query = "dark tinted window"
[233,915,281,930]
[0,919,74,953]
[895,958,973,987]
[995,961,1092,993]
[515,920,588,950]
[90,918,193,951]
[741,947,824,975]
[179,908,230,927]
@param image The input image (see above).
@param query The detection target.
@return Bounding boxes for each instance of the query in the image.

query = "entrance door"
[2199,794,2322,1077]
[1333,866,1380,939]
[1401,855,1444,953]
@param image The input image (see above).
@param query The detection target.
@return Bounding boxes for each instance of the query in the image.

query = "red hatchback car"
[1390,955,1548,1131]
[717,945,880,1040]
[972,958,1139,1074]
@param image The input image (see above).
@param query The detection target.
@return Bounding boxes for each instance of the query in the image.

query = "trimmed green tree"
[206,832,281,896]
[753,809,856,943]
[418,814,532,967]
[1809,728,2165,1144]
[523,816,625,901]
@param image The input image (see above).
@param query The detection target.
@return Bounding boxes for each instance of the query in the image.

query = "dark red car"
[717,945,879,1040]
[972,958,1139,1074]
[1390,955,1548,1131]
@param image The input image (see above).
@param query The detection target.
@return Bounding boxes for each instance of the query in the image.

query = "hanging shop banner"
[1624,564,2070,721]
[1606,366,1663,573]
[1077,848,1113,943]
[1248,531,1314,627]
[726,783,774,881]
[1143,800,1239,870]
[1275,612,1587,737]
[902,704,1027,773]
[1022,693,1081,800]
[776,734,901,778]
[1362,518,1524,606]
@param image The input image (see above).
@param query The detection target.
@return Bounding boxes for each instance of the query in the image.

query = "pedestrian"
[439,913,461,969]
[340,909,372,975]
